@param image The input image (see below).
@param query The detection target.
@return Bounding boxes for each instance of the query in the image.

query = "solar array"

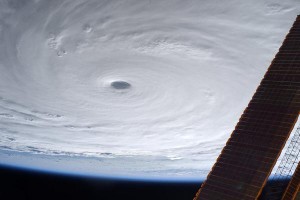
[195,15,300,200]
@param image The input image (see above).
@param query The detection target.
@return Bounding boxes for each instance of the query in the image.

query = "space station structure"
[194,15,300,200]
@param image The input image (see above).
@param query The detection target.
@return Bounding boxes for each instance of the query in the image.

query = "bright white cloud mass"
[0,0,299,180]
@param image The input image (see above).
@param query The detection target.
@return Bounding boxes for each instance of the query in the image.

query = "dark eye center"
[110,81,131,90]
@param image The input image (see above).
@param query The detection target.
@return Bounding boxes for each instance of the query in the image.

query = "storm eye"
[110,81,131,90]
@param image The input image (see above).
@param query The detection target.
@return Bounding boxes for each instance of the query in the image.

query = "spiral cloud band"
[0,0,299,179]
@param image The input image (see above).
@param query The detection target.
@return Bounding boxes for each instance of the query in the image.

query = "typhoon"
[0,0,299,179]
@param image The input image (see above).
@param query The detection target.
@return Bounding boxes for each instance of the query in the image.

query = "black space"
[0,165,201,200]
[0,164,290,200]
